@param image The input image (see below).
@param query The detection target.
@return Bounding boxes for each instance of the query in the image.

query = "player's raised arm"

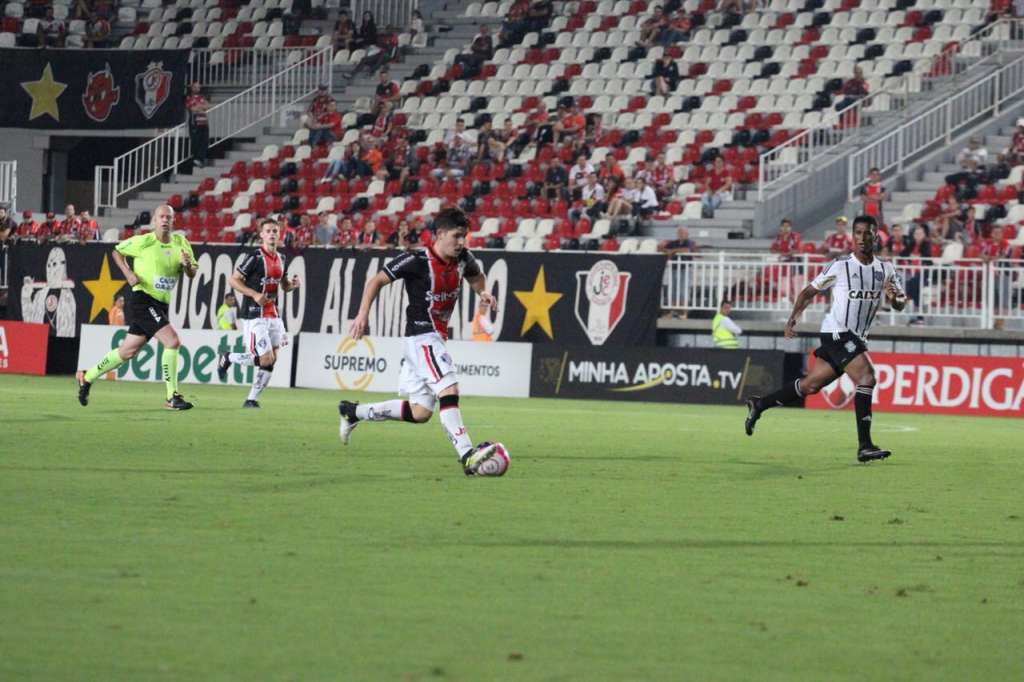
[350,271,391,339]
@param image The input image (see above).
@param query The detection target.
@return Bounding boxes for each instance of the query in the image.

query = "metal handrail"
[189,47,325,88]
[94,46,332,213]
[758,18,1020,200]
[0,160,16,214]
[847,50,1024,200]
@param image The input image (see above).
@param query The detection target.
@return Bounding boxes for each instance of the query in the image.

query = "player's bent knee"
[410,405,433,423]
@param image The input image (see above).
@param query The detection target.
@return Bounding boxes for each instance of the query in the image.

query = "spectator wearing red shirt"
[642,151,674,200]
[57,203,81,241]
[332,217,356,247]
[598,155,625,185]
[555,104,585,146]
[820,216,854,256]
[310,100,342,146]
[35,213,58,244]
[76,210,98,242]
[185,82,211,168]
[16,211,37,239]
[983,225,1013,328]
[368,100,393,143]
[354,220,381,249]
[86,13,111,47]
[1008,117,1024,165]
[307,84,333,120]
[770,218,802,258]
[701,156,733,217]
[859,167,887,221]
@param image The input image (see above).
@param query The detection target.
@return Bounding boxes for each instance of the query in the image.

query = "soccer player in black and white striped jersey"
[745,215,907,463]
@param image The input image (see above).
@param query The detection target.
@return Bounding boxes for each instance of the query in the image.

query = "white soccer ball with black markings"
[475,442,511,476]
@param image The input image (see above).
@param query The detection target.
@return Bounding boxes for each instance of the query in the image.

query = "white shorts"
[398,331,458,411]
[243,317,287,357]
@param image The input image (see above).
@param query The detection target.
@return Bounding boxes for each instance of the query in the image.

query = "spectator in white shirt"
[572,173,606,221]
[634,177,660,217]
[957,137,989,169]
[568,154,594,192]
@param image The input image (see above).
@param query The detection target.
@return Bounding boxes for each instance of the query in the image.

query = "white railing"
[189,47,325,88]
[848,49,1024,200]
[351,0,419,30]
[662,253,1024,329]
[758,19,1021,200]
[95,47,331,212]
[0,160,16,213]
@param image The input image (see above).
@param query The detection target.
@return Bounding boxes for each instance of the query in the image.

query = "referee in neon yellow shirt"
[77,205,198,410]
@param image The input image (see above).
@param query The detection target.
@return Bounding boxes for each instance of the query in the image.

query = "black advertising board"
[5,243,665,345]
[1,49,187,129]
[530,345,788,405]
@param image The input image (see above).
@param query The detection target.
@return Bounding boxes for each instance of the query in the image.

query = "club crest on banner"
[82,62,120,123]
[135,62,172,119]
[574,259,630,345]
[820,373,857,409]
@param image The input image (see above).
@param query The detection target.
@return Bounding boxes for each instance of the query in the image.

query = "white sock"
[355,399,407,421]
[228,352,255,366]
[439,406,474,459]
[247,368,272,401]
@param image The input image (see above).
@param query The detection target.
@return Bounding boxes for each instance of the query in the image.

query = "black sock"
[760,378,804,410]
[855,385,874,447]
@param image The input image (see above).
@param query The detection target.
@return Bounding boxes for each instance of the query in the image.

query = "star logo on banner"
[21,63,67,122]
[82,256,125,322]
[513,265,563,339]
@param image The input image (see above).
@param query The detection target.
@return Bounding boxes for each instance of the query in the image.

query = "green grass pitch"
[1,374,1022,681]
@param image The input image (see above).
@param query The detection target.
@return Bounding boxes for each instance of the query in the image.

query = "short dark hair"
[434,207,469,233]
[852,215,877,231]
[259,218,279,230]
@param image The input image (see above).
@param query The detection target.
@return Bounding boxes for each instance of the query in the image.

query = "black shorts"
[127,291,171,339]
[813,332,868,375]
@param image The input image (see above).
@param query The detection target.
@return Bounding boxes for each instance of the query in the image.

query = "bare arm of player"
[350,271,391,340]
[229,270,267,306]
[784,285,819,338]
[111,250,140,287]
[179,250,197,278]
[885,280,907,312]
[282,275,301,292]
[466,272,497,313]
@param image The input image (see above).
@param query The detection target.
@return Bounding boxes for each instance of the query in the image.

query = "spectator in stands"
[362,138,385,179]
[409,10,425,42]
[333,217,356,247]
[435,135,473,178]
[38,7,66,47]
[476,119,506,163]
[355,10,378,49]
[186,82,211,168]
[373,70,400,114]
[387,219,420,249]
[334,10,356,51]
[584,113,604,151]
[541,160,569,201]
[308,100,342,147]
[606,177,639,217]
[55,204,80,242]
[313,214,336,245]
[572,173,606,222]
[499,0,530,47]
[712,299,743,349]
[526,0,553,32]
[321,141,363,183]
[957,136,989,169]
[554,103,586,147]
[639,6,668,47]
[642,151,674,201]
[36,212,58,244]
[859,167,887,222]
[820,216,854,256]
[73,0,92,20]
[986,153,1011,185]
[701,156,734,218]
[1008,118,1024,165]
[85,13,110,47]
[109,294,126,326]
[635,177,660,219]
[493,118,517,160]
[293,215,316,249]
[837,66,869,111]
[0,205,15,244]
[651,52,680,96]
[307,84,333,121]
[888,223,908,255]
[354,220,381,249]
[458,25,494,73]
[983,225,1013,329]
[444,118,469,147]
[16,211,37,240]
[932,192,961,240]
[598,155,625,186]
[770,218,802,258]
[368,100,393,143]
[76,210,98,242]
[662,226,698,256]
[900,224,932,323]
[660,8,692,45]
[386,135,415,186]
[568,154,594,195]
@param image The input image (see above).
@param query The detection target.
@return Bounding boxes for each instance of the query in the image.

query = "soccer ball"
[475,441,511,476]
